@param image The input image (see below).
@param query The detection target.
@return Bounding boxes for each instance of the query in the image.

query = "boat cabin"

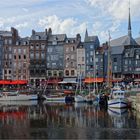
[111,90,125,99]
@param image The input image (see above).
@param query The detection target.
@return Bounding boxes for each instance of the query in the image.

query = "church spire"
[84,28,88,42]
[128,0,132,37]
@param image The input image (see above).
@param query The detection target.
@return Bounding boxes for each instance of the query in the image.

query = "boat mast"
[93,49,96,92]
[107,30,112,89]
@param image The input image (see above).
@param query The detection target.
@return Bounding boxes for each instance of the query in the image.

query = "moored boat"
[0,91,38,101]
[108,89,129,108]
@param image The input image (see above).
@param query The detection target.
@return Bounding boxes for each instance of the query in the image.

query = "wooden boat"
[108,89,128,108]
[0,91,38,101]
[42,94,66,102]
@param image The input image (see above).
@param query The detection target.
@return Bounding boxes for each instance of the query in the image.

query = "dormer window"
[35,35,40,40]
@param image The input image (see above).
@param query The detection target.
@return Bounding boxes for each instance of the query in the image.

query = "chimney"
[76,33,81,41]
[45,28,47,35]
[48,28,52,35]
[32,29,35,35]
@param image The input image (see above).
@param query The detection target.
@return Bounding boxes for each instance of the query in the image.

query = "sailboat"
[74,71,85,102]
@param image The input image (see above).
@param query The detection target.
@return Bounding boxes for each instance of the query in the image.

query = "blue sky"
[0,0,140,43]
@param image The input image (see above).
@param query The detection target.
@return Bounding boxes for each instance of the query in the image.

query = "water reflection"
[0,101,139,139]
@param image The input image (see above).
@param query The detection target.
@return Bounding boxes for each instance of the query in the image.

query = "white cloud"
[22,8,29,12]
[38,15,87,37]
[15,22,28,29]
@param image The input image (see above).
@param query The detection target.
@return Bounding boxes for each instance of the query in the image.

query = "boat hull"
[108,98,128,108]
[74,95,85,102]
[43,95,66,102]
[0,94,38,101]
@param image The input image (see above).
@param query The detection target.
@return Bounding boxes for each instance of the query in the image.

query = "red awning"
[0,80,28,85]
[84,78,104,83]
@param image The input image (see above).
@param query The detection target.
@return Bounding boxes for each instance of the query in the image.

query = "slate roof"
[135,37,140,45]
[111,45,124,55]
[84,36,98,42]
[19,37,30,45]
[110,35,138,47]
[0,31,12,37]
[48,34,66,42]
[30,32,47,40]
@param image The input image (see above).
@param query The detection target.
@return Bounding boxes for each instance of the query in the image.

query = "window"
[95,58,98,62]
[4,70,7,74]
[18,48,21,54]
[14,55,16,59]
[9,39,12,44]
[9,70,11,74]
[9,54,12,59]
[53,71,57,76]
[41,44,45,49]
[19,55,21,59]
[124,60,128,65]
[36,35,40,40]
[90,51,93,55]
[47,48,52,52]
[24,55,26,59]
[82,57,84,61]
[90,45,93,49]
[114,66,117,71]
[14,49,16,53]
[66,48,69,52]
[71,70,75,76]
[23,49,26,54]
[41,52,45,59]
[36,44,39,50]
[30,44,34,50]
[36,53,39,59]
[65,70,69,76]
[30,53,34,59]
[136,60,138,65]
[136,54,139,59]
[113,58,117,62]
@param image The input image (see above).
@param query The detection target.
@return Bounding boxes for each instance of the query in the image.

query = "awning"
[84,78,104,83]
[41,79,62,84]
[60,78,77,84]
[0,80,28,85]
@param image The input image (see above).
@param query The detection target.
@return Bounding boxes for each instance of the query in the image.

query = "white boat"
[0,100,38,106]
[108,89,128,108]
[0,91,38,101]
[75,94,85,102]
[74,74,85,103]
[42,94,66,102]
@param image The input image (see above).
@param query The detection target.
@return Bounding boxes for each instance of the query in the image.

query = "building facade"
[12,37,30,81]
[2,27,19,80]
[46,28,66,79]
[29,29,47,86]
[64,34,81,81]
[76,43,85,79]
[84,29,100,77]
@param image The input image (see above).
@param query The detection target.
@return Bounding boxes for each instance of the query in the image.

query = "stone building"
[46,28,66,80]
[29,29,47,86]
[12,37,30,81]
[2,27,19,80]
[64,34,81,82]
[76,42,85,79]
[84,29,100,78]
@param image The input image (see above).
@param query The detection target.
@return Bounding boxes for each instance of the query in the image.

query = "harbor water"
[0,101,139,139]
